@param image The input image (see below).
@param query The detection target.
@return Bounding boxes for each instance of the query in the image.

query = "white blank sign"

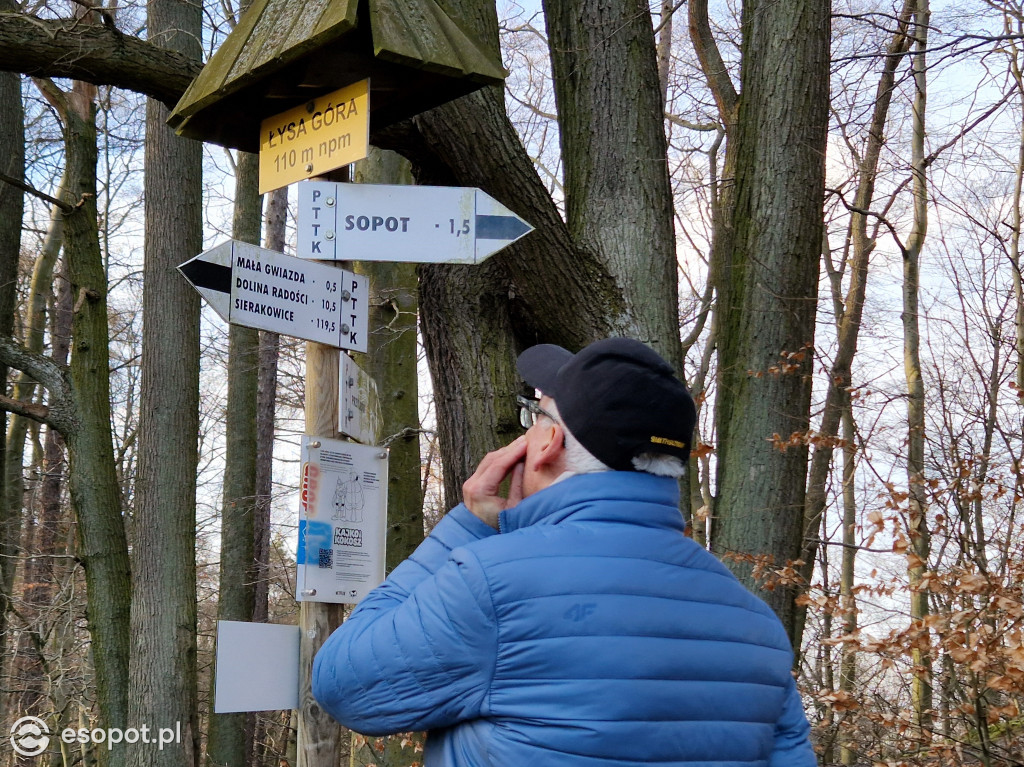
[214,620,301,713]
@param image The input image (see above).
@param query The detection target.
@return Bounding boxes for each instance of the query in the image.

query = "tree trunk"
[249,187,285,767]
[253,186,287,627]
[713,0,830,640]
[656,0,673,103]
[795,0,913,647]
[419,258,523,510]
[544,0,681,357]
[838,404,858,766]
[687,0,739,535]
[352,149,423,571]
[819,550,835,767]
[207,151,261,767]
[14,267,72,736]
[410,0,685,505]
[6,172,66,556]
[905,0,932,734]
[0,0,24,713]
[8,177,70,733]
[406,0,603,506]
[128,0,203,763]
[1009,27,1024,392]
[62,77,133,760]
[544,0,694,526]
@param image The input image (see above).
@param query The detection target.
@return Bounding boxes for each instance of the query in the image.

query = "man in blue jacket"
[313,337,817,766]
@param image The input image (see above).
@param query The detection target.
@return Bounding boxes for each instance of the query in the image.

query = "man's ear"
[534,421,565,468]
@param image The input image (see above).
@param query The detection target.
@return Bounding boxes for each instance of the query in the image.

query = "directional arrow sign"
[178,240,368,352]
[296,181,534,264]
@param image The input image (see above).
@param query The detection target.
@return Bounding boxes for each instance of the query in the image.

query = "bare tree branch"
[0,335,75,434]
[0,394,52,426]
[924,86,1015,167]
[688,0,738,124]
[506,89,557,121]
[0,170,73,213]
[0,11,201,106]
[666,113,720,131]
[653,0,686,36]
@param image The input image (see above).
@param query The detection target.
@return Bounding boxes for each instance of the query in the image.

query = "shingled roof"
[168,0,507,152]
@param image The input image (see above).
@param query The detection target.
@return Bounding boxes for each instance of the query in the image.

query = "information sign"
[296,181,533,263]
[296,437,388,605]
[178,240,368,352]
[258,79,370,194]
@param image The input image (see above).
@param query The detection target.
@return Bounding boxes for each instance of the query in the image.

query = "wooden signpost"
[170,2,524,764]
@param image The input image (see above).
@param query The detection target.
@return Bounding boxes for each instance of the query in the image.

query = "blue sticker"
[301,520,334,566]
[296,519,307,563]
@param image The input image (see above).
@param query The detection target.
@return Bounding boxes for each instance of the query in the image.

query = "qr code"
[318,548,333,569]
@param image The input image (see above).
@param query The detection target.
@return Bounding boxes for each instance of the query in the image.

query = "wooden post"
[297,340,345,767]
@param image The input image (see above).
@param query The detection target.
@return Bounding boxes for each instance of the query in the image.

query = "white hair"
[631,452,687,478]
[544,401,611,474]
[544,402,687,478]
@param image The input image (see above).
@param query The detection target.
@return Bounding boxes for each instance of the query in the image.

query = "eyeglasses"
[517,395,557,429]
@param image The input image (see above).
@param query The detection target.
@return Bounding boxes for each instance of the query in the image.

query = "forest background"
[0,0,1021,766]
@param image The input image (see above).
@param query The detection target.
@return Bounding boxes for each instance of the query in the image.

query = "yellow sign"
[258,79,369,194]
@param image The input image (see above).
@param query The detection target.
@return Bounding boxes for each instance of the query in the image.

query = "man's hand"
[462,436,528,529]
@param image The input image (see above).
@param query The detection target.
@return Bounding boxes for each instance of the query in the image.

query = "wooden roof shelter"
[168,0,507,152]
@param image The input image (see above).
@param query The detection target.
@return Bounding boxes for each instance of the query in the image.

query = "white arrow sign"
[296,181,534,264]
[178,240,368,352]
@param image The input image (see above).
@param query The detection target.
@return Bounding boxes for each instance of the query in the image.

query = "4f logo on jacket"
[563,603,597,622]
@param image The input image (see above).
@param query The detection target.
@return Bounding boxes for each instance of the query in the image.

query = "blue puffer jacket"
[313,471,816,766]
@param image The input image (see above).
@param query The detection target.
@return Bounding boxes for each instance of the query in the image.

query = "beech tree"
[902,0,933,735]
